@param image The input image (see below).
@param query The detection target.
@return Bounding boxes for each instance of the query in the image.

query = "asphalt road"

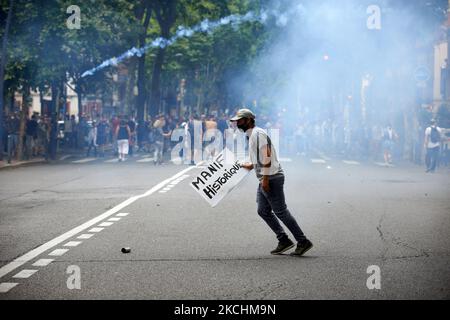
[0,153,449,299]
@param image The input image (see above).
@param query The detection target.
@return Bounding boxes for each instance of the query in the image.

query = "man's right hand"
[240,163,254,171]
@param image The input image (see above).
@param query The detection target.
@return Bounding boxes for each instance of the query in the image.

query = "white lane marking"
[48,249,69,256]
[159,174,191,193]
[0,283,18,293]
[169,175,190,185]
[0,165,197,280]
[105,159,119,163]
[116,212,130,217]
[311,159,326,164]
[72,158,97,164]
[343,160,360,165]
[374,162,395,167]
[32,259,54,267]
[107,217,121,222]
[64,241,82,247]
[89,227,104,233]
[59,155,72,161]
[137,158,156,163]
[77,234,94,239]
[13,269,38,279]
[98,222,114,227]
[315,150,331,161]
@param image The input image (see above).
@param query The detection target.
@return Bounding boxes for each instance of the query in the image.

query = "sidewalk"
[0,157,47,170]
[0,148,77,170]
[0,144,116,170]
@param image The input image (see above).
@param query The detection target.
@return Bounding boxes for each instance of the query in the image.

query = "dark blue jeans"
[257,175,307,243]
[7,134,19,163]
[426,147,440,172]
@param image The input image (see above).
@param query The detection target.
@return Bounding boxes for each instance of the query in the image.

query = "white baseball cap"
[230,108,256,121]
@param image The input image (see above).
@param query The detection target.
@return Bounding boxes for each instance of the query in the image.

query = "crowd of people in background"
[1,111,231,165]
[2,108,449,170]
[2,112,51,163]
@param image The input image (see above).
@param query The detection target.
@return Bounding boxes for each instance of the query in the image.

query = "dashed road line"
[158,174,190,193]
[116,212,130,217]
[64,241,82,247]
[13,269,38,279]
[77,234,94,239]
[32,259,54,267]
[0,165,197,290]
[0,283,18,293]
[48,249,69,256]
[98,222,114,227]
[107,217,121,222]
[343,160,360,165]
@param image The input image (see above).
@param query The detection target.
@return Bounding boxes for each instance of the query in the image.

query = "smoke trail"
[81,6,303,78]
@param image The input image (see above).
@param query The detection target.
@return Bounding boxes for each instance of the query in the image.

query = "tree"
[61,0,140,118]
[149,0,178,117]
[0,0,14,161]
[135,0,152,123]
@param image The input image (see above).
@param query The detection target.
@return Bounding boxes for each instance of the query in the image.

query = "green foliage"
[2,0,276,114]
[161,0,272,111]
[6,0,445,116]
[4,0,141,97]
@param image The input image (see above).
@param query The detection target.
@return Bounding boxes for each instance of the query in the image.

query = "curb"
[0,158,48,170]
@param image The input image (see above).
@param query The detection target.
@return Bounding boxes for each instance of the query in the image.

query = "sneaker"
[270,239,295,255]
[290,239,313,256]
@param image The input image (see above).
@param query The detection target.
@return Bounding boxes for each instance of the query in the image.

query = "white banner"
[190,149,250,207]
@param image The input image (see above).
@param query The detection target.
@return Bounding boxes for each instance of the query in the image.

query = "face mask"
[237,119,252,132]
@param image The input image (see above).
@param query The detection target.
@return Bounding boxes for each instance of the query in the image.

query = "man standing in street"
[424,119,442,173]
[230,109,313,256]
[6,112,20,164]
[25,114,38,160]
[127,116,137,157]
[382,124,398,165]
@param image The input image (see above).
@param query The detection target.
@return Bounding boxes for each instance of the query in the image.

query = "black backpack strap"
[256,131,272,167]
